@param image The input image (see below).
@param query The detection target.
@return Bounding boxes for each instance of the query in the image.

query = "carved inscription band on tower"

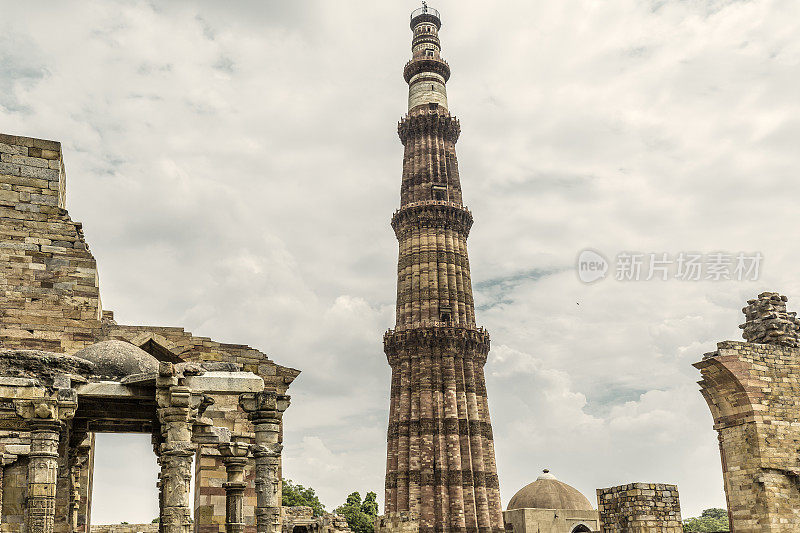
[383,7,504,533]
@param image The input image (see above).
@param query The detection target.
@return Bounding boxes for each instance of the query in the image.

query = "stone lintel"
[120,372,158,386]
[76,381,153,399]
[4,444,31,456]
[184,371,264,393]
[0,376,40,387]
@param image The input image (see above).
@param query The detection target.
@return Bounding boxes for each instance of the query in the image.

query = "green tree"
[335,491,380,533]
[282,478,326,517]
[683,508,729,532]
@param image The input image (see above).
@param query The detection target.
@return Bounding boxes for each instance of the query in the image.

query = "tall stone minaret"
[383,5,504,533]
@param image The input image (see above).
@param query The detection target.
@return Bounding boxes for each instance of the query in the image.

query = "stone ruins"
[0,132,300,533]
[2,4,800,533]
[596,484,681,533]
[696,292,800,532]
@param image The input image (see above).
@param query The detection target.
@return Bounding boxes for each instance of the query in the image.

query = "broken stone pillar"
[219,442,250,533]
[157,363,197,533]
[740,292,800,346]
[241,392,289,533]
[28,420,62,533]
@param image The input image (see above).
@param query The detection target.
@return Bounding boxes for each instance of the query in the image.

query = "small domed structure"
[508,469,594,511]
[73,340,159,378]
[503,470,599,533]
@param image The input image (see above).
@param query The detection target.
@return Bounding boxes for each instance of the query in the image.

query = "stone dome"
[73,340,159,378]
[507,470,594,511]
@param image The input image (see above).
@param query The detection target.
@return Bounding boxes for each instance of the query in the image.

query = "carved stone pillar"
[157,363,197,533]
[0,462,4,526]
[66,432,90,533]
[28,420,62,533]
[156,465,165,533]
[240,392,289,533]
[219,442,250,533]
[152,434,165,533]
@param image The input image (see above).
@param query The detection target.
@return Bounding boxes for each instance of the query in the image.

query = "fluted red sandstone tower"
[382,6,504,533]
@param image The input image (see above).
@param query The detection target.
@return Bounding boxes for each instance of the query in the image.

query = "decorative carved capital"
[219,441,251,460]
[251,443,283,458]
[14,394,76,424]
[239,392,290,422]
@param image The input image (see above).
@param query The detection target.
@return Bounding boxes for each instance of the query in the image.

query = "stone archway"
[570,525,591,533]
[694,292,800,533]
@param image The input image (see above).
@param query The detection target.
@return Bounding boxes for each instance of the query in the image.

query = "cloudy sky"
[3,0,799,524]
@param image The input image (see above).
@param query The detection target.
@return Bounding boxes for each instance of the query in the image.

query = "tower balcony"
[390,200,473,237]
[397,107,460,143]
[410,5,441,30]
[403,56,450,84]
[383,324,491,366]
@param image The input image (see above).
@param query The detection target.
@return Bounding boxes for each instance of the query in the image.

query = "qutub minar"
[382,5,505,533]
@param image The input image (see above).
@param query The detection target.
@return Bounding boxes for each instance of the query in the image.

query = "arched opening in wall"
[293,527,309,533]
[570,525,592,533]
[90,433,195,526]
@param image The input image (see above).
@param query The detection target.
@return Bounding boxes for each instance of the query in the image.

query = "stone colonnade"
[3,367,287,533]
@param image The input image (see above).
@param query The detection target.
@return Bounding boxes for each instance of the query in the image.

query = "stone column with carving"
[219,442,250,533]
[16,382,77,533]
[28,418,62,533]
[240,392,289,533]
[157,363,197,533]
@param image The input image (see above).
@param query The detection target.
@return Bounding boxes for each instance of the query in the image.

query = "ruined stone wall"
[0,135,101,532]
[90,524,158,533]
[596,483,681,533]
[374,512,419,533]
[0,134,101,354]
[695,293,800,532]
[0,133,299,533]
[282,506,352,533]
[101,320,297,394]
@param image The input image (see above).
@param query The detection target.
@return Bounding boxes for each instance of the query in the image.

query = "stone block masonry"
[91,525,158,533]
[596,483,681,533]
[381,7,504,533]
[375,513,419,533]
[0,134,101,354]
[739,291,800,346]
[695,292,800,532]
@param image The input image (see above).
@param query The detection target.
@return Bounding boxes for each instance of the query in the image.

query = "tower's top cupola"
[410,3,441,30]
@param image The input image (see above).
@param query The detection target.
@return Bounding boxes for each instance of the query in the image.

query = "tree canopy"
[335,491,380,533]
[683,508,729,532]
[282,478,327,517]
